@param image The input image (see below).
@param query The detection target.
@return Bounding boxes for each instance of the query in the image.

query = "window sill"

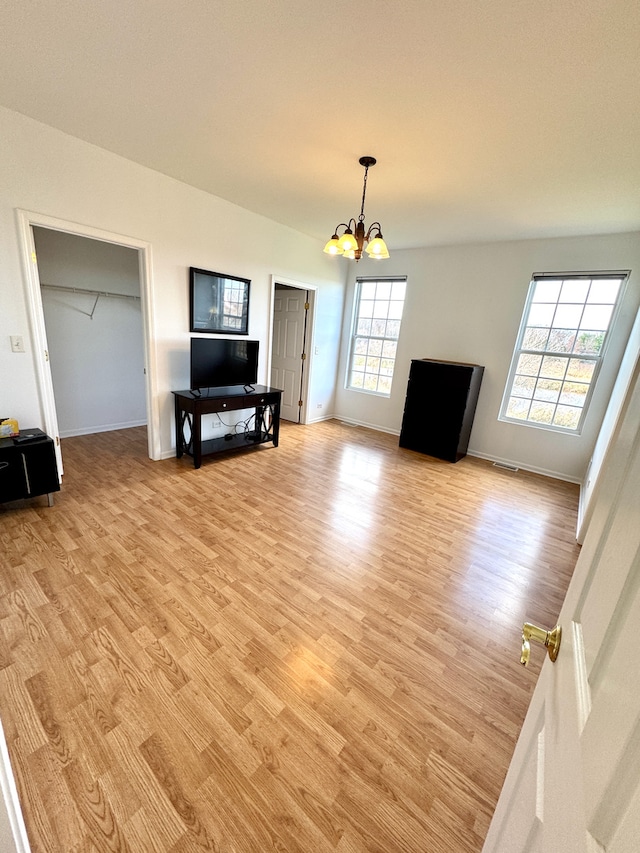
[498,414,583,436]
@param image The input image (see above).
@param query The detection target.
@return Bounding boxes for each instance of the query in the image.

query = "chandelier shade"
[365,234,390,259]
[323,156,389,261]
[337,232,358,253]
[322,234,343,255]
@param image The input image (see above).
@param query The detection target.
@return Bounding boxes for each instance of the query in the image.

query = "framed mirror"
[189,267,250,334]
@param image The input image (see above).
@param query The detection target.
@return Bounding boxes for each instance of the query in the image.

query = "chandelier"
[323,156,389,261]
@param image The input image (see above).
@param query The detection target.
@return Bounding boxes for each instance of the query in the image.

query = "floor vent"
[493,461,520,472]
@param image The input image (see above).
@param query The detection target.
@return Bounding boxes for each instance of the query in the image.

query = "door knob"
[521,622,561,666]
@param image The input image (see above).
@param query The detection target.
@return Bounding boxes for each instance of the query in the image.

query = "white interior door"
[271,285,308,423]
[483,355,640,852]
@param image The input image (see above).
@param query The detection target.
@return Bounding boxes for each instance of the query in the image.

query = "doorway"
[269,278,316,424]
[34,227,146,440]
[17,210,159,474]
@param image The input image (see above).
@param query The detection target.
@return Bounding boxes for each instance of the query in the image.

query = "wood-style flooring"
[0,421,581,852]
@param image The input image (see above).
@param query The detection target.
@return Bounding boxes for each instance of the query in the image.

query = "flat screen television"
[190,338,259,391]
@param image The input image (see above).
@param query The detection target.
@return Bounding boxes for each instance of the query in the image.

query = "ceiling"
[2,0,639,250]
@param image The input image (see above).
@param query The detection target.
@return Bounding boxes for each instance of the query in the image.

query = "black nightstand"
[0,428,60,506]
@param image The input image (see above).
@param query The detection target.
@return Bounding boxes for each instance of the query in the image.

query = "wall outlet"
[10,335,25,353]
[317,403,322,409]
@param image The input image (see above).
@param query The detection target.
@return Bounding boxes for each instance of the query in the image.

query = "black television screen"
[190,338,259,390]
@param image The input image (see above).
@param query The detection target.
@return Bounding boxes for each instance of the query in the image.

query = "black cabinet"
[399,359,484,462]
[0,429,60,505]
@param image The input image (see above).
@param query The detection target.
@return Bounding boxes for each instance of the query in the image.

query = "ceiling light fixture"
[323,156,389,261]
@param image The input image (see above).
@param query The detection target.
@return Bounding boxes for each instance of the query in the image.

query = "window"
[500,272,628,433]
[347,277,407,396]
[222,278,247,330]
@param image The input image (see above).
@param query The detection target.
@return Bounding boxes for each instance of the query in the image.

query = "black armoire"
[399,359,484,462]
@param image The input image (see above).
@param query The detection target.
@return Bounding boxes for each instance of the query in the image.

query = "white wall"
[0,107,345,458]
[334,235,640,482]
[34,228,147,437]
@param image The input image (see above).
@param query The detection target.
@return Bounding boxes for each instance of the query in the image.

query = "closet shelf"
[40,283,140,319]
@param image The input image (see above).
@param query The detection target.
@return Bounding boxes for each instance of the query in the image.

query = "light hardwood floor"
[0,421,580,852]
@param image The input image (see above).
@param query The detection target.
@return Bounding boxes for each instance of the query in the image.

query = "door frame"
[16,210,160,467]
[267,275,316,425]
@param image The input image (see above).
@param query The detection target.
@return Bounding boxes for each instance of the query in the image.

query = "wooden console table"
[173,386,282,469]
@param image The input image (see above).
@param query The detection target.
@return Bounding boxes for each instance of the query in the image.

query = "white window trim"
[346,276,407,398]
[498,270,629,435]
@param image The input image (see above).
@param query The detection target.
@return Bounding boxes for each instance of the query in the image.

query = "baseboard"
[333,416,400,437]
[305,413,337,425]
[468,450,581,484]
[0,719,31,853]
[59,420,147,439]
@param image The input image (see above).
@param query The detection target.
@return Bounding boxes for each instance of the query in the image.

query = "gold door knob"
[521,622,561,666]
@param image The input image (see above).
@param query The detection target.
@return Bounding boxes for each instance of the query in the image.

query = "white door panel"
[484,358,640,852]
[271,287,308,423]
[489,708,544,851]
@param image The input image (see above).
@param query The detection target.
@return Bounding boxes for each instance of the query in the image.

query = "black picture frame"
[189,267,250,334]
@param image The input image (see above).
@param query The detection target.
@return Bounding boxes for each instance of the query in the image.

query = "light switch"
[10,335,25,353]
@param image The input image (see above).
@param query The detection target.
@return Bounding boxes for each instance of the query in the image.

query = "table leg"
[272,401,280,447]
[175,396,184,458]
[193,410,202,469]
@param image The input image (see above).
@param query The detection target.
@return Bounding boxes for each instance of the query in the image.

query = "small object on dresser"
[0,418,19,437]
[13,432,43,445]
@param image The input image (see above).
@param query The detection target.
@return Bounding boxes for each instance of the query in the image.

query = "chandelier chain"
[359,164,369,222]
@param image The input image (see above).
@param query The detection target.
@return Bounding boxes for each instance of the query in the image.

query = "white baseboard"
[468,450,581,484]
[59,419,147,439]
[333,416,400,436]
[305,413,337,425]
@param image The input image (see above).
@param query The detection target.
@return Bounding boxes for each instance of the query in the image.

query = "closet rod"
[40,283,140,301]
